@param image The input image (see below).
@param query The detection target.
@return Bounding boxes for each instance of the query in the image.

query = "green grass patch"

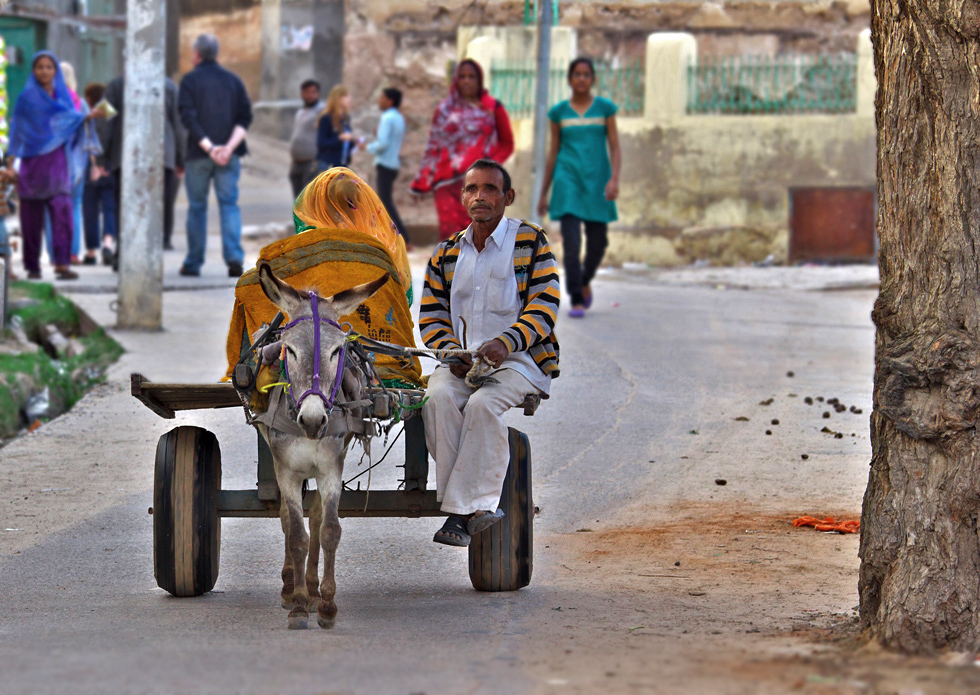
[9,280,79,337]
[0,281,123,438]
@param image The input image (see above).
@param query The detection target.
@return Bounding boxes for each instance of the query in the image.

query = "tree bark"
[861,0,980,653]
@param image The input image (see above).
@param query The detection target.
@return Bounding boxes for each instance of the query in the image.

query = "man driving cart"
[420,159,561,546]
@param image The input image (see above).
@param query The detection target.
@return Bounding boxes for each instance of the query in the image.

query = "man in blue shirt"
[366,88,410,248]
[177,33,252,278]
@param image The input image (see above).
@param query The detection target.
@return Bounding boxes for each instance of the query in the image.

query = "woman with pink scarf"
[411,60,514,241]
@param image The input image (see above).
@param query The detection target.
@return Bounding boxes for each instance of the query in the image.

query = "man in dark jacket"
[177,33,252,278]
[103,75,185,262]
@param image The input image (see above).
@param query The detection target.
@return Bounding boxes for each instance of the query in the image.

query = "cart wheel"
[469,427,532,591]
[153,426,221,597]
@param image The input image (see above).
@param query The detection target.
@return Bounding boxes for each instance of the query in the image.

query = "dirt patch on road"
[525,503,980,694]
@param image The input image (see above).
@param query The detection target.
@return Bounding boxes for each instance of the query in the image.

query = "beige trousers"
[423,366,533,515]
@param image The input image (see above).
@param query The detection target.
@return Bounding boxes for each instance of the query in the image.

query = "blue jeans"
[183,155,244,272]
[83,173,117,250]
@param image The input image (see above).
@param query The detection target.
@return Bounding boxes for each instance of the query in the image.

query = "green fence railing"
[523,0,560,26]
[687,53,857,115]
[490,59,645,119]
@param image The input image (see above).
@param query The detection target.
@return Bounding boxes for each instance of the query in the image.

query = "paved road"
[1,147,882,694]
[0,250,877,693]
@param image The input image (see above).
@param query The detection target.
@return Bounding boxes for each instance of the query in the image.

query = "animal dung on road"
[759,398,774,405]
[765,429,772,435]
[804,396,814,405]
[786,371,795,377]
[801,454,809,460]
[822,411,831,418]
[771,419,780,425]
[715,479,727,486]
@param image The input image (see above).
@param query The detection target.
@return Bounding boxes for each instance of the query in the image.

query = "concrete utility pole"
[260,0,282,102]
[529,0,553,226]
[313,0,345,95]
[118,0,165,330]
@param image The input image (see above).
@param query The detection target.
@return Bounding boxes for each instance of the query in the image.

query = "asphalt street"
[0,164,880,693]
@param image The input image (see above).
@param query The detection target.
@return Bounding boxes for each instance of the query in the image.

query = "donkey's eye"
[331,346,342,359]
[285,346,297,360]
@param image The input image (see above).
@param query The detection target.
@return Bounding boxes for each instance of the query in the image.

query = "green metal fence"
[687,53,857,115]
[523,0,560,25]
[490,59,645,119]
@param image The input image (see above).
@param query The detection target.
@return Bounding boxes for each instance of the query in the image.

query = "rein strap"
[282,291,348,412]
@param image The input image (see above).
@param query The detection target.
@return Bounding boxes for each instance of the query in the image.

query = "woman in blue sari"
[7,51,99,280]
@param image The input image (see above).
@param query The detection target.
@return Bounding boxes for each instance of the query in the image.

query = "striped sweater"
[420,220,561,379]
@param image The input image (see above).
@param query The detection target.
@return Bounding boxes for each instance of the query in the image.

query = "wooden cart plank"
[132,373,241,417]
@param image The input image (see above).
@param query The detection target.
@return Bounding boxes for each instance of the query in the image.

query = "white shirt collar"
[462,216,511,250]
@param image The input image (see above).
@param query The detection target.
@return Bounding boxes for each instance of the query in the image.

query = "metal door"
[0,17,46,108]
[78,32,113,88]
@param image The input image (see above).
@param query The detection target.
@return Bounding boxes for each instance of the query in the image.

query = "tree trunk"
[861,0,980,653]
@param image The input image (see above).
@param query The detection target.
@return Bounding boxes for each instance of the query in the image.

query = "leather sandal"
[433,514,471,547]
[467,509,504,536]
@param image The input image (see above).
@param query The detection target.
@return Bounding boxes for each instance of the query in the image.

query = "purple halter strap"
[281,291,348,412]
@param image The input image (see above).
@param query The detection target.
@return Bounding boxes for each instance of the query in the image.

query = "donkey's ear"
[258,262,305,317]
[327,272,390,317]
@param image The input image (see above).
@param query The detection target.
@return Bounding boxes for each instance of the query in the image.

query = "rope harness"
[233,299,497,437]
[281,291,347,413]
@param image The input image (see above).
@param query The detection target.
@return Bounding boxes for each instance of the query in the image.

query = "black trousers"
[289,160,317,199]
[163,167,177,247]
[375,164,409,243]
[560,214,608,306]
[113,167,179,262]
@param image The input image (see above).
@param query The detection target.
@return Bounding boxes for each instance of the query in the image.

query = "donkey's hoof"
[281,595,292,610]
[287,611,309,630]
[317,601,338,629]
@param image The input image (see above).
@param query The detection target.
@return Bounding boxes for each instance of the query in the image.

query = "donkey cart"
[131,373,536,597]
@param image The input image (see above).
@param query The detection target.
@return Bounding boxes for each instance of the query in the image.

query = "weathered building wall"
[171,0,873,252]
[177,5,262,97]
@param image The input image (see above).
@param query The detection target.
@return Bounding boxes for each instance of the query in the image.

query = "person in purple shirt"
[7,51,103,280]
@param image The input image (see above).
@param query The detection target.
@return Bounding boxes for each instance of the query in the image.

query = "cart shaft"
[217,488,443,518]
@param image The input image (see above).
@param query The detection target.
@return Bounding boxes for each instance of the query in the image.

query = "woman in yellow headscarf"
[292,167,412,292]
[226,167,422,388]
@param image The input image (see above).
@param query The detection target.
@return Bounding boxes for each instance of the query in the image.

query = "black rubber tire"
[153,426,221,597]
[468,427,533,591]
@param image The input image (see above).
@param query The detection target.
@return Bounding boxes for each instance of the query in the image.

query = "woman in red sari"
[411,59,514,240]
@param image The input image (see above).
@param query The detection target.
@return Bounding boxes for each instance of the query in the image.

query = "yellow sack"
[226,226,422,388]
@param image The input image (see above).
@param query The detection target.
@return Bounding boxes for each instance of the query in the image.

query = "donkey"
[255,262,389,629]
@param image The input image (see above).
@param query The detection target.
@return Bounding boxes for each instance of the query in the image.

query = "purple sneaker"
[569,307,585,318]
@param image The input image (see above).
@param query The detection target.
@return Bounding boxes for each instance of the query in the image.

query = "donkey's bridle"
[281,291,348,412]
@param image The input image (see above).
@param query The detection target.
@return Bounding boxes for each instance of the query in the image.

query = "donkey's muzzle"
[299,412,326,439]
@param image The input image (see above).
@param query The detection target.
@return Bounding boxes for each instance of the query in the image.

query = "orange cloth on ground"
[225,168,421,386]
[792,516,860,534]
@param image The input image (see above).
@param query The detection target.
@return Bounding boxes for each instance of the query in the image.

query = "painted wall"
[488,30,876,266]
